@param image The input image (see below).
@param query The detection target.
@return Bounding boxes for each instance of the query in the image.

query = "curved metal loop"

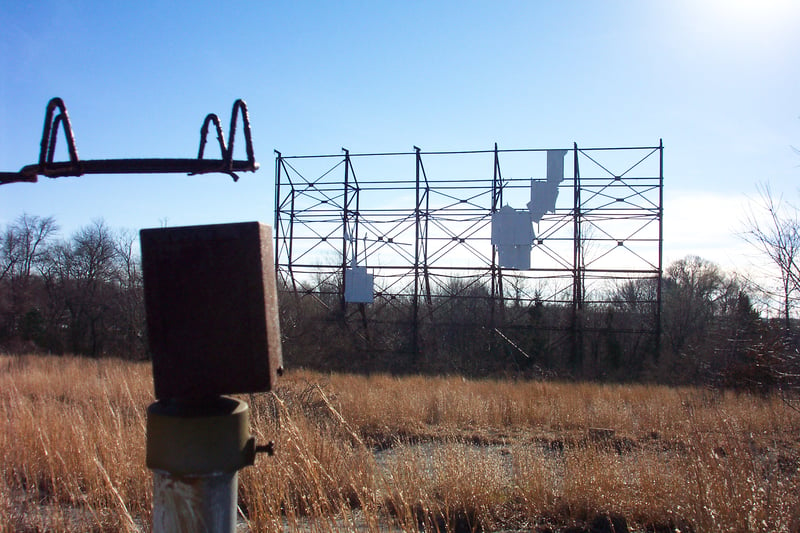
[39,97,80,174]
[3,97,258,185]
[227,99,255,168]
[195,100,255,181]
[198,113,227,160]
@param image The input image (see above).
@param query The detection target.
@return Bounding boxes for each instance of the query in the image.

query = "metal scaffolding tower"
[274,143,663,374]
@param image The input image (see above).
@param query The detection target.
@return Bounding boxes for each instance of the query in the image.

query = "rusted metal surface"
[0,97,259,185]
[141,220,280,530]
[146,397,254,475]
[140,222,282,400]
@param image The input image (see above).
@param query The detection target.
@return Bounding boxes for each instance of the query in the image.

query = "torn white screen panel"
[547,149,568,183]
[527,180,560,223]
[491,205,534,246]
[496,244,531,270]
[492,205,534,270]
[344,266,374,303]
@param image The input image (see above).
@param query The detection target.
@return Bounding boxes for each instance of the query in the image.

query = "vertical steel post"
[274,153,299,293]
[421,157,431,309]
[656,139,664,360]
[288,189,297,293]
[412,147,422,364]
[494,146,502,306]
[342,149,351,314]
[571,143,582,373]
[490,143,503,353]
[274,151,282,275]
[351,153,360,263]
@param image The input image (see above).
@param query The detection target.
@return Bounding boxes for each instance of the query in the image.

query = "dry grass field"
[2,354,800,532]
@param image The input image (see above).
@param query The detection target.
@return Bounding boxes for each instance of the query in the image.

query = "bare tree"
[0,214,58,282]
[112,229,146,354]
[661,256,726,356]
[39,220,120,356]
[742,184,800,330]
[0,214,59,339]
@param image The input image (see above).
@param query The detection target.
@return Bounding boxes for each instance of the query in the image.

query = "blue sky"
[1,1,798,274]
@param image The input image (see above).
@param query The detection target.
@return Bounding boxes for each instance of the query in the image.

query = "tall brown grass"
[2,355,799,531]
[1,354,152,531]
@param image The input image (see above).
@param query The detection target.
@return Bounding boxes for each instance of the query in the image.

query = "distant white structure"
[344,259,374,303]
[491,205,534,270]
[528,149,567,223]
[344,231,374,303]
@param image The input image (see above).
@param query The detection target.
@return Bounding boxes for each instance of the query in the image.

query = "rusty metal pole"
[152,471,237,532]
[140,222,282,533]
[146,397,256,533]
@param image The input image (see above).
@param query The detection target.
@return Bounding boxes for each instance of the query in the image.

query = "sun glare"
[664,0,800,65]
[692,0,799,39]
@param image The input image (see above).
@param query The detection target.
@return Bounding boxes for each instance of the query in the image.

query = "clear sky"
[1,1,798,275]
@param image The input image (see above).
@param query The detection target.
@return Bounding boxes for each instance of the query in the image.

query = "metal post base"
[146,397,255,532]
[152,470,237,533]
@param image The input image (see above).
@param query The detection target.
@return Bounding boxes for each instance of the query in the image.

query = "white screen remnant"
[491,205,534,270]
[528,149,567,223]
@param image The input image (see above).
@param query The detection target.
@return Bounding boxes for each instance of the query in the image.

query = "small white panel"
[344,266,374,303]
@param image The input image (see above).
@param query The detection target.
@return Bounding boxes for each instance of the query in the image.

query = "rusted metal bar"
[0,172,37,185]
[0,97,259,185]
[8,158,259,179]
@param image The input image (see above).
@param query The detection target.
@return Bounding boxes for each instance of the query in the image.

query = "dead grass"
[2,355,800,532]
[0,354,152,531]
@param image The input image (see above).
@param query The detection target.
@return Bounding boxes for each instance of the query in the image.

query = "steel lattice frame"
[274,143,663,366]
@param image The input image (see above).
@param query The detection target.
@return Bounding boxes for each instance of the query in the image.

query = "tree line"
[1,210,797,388]
[278,255,793,388]
[0,215,144,358]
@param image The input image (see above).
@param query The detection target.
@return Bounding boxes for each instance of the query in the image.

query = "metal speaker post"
[141,222,282,532]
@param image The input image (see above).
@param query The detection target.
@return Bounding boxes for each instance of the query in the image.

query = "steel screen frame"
[274,142,664,372]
